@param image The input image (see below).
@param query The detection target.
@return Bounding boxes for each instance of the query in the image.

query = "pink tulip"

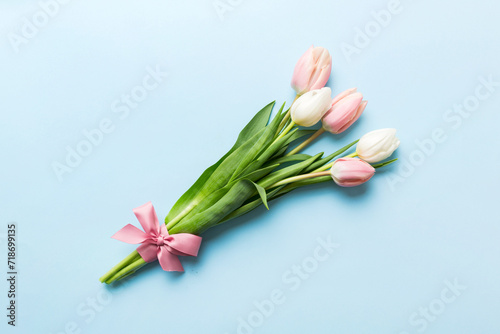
[330,158,375,187]
[322,88,367,134]
[291,46,332,95]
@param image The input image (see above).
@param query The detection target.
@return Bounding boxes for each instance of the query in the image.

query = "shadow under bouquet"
[99,46,400,284]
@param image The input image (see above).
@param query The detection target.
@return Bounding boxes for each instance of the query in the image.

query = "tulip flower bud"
[322,88,367,134]
[330,158,375,187]
[356,128,400,163]
[291,46,332,95]
[291,87,332,127]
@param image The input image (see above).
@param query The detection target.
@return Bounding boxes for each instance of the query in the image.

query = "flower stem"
[268,170,331,188]
[275,121,296,143]
[277,175,332,195]
[344,152,358,158]
[99,250,141,283]
[105,257,147,284]
[286,128,325,156]
[277,94,299,133]
[278,112,290,133]
[313,152,358,173]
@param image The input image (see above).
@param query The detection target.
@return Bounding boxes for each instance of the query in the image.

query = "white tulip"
[356,128,400,163]
[291,87,332,127]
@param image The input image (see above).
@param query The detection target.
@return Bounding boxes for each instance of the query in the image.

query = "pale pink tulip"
[330,158,375,187]
[322,88,367,134]
[291,46,332,95]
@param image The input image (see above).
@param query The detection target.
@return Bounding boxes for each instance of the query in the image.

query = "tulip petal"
[309,48,332,91]
[322,92,364,134]
[330,87,357,106]
[337,99,367,134]
[291,46,315,95]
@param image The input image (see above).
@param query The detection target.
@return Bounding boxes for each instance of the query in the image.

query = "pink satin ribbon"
[112,202,202,272]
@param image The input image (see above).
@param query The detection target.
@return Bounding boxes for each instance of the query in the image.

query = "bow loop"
[133,202,160,236]
[167,234,203,257]
[112,224,148,244]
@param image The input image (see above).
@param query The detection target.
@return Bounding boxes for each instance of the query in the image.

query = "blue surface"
[1,1,500,333]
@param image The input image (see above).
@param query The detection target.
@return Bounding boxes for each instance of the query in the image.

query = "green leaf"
[265,154,312,166]
[182,164,279,224]
[188,127,267,208]
[257,128,297,161]
[233,101,276,148]
[259,153,323,189]
[230,105,287,181]
[170,179,257,235]
[164,163,219,225]
[165,127,266,228]
[281,175,332,191]
[283,130,316,146]
[270,146,288,160]
[218,186,283,224]
[251,181,269,210]
[241,164,280,183]
[174,180,239,227]
[372,158,398,169]
[165,101,276,224]
[233,127,298,181]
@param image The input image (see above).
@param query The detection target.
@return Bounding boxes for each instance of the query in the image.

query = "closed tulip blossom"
[356,128,400,163]
[291,87,332,127]
[291,46,332,95]
[330,158,375,187]
[322,88,367,134]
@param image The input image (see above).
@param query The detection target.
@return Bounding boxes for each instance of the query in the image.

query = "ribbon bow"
[112,202,202,272]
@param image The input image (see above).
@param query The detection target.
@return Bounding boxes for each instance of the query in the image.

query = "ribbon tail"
[157,246,184,272]
[137,243,158,263]
[111,224,148,244]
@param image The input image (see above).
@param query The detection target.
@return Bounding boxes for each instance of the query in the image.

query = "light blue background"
[1,0,499,333]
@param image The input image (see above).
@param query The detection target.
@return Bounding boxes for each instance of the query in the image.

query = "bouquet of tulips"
[99,46,400,284]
